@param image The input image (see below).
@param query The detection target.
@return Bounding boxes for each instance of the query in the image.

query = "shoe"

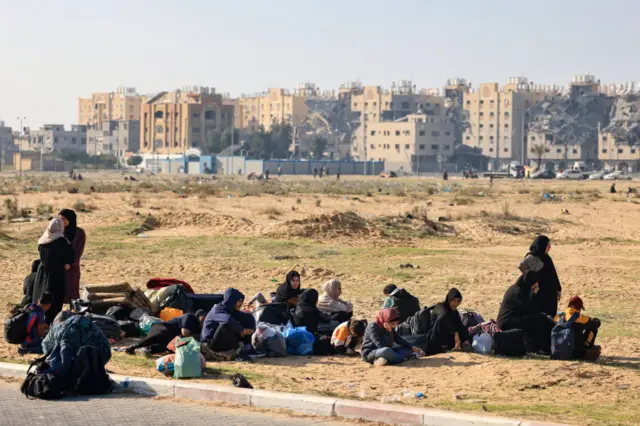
[17,346,26,356]
[125,346,137,355]
[407,353,420,360]
[374,358,388,367]
[135,347,153,358]
[204,348,237,362]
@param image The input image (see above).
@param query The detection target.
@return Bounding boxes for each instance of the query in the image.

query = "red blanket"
[146,278,195,294]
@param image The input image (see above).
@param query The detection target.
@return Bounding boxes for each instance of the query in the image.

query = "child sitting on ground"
[555,296,601,360]
[361,308,425,366]
[331,319,367,356]
[18,292,53,355]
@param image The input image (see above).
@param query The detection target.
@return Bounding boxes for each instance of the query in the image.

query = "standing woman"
[32,218,74,324]
[519,235,562,317]
[59,209,86,304]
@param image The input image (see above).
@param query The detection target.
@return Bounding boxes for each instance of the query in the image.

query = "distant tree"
[311,136,328,159]
[531,144,546,171]
[126,155,143,166]
[202,129,222,155]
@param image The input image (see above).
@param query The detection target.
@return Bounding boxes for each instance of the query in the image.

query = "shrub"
[36,203,53,216]
[73,200,87,212]
[3,198,19,219]
[315,199,322,207]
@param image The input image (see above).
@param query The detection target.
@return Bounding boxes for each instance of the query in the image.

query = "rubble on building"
[602,93,640,145]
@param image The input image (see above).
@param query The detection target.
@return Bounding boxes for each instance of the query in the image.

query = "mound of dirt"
[275,211,379,239]
[376,214,456,238]
[157,212,257,235]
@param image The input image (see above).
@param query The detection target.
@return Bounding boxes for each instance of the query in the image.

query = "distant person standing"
[264,169,270,180]
[325,167,330,176]
[443,170,448,181]
[319,167,324,178]
[59,209,86,305]
[277,165,282,177]
[313,167,318,178]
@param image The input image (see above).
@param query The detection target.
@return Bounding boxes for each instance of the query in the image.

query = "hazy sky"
[1,0,638,128]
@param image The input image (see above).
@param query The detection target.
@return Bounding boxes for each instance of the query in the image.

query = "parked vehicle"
[588,170,609,180]
[603,171,632,180]
[531,169,556,179]
[379,170,398,178]
[556,169,585,180]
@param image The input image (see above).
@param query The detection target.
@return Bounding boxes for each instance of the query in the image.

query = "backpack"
[255,303,290,326]
[391,290,421,323]
[494,329,526,357]
[20,357,65,400]
[84,313,122,340]
[551,312,580,360]
[4,308,30,344]
[174,337,202,379]
[68,346,113,395]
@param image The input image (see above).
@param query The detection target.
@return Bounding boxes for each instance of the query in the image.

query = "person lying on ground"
[293,288,332,334]
[520,235,562,317]
[497,271,554,354]
[555,296,601,360]
[125,311,206,357]
[426,288,471,353]
[18,292,53,355]
[317,279,353,322]
[381,284,420,323]
[273,270,303,306]
[21,260,40,306]
[331,319,367,356]
[361,308,425,366]
[201,288,256,360]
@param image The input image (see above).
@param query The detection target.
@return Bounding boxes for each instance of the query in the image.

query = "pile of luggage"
[82,282,156,313]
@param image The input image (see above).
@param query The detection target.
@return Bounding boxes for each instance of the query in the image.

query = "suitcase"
[494,329,526,357]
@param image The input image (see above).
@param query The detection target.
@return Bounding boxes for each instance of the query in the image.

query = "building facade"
[527,131,597,170]
[26,124,87,153]
[0,121,12,169]
[140,86,233,155]
[598,131,640,172]
[351,114,456,172]
[87,120,140,157]
[236,88,308,132]
[78,87,146,129]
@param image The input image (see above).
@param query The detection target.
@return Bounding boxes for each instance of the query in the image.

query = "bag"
[157,285,193,313]
[160,307,184,322]
[20,357,65,400]
[283,327,315,356]
[71,299,92,314]
[254,303,289,326]
[138,314,162,336]
[461,311,485,328]
[390,289,421,323]
[130,307,152,321]
[313,335,334,355]
[117,320,140,338]
[106,305,133,322]
[551,312,580,361]
[4,309,29,344]
[317,321,340,336]
[68,346,112,395]
[472,333,493,355]
[174,337,202,379]
[84,313,122,340]
[398,307,432,336]
[494,329,526,357]
[252,324,287,357]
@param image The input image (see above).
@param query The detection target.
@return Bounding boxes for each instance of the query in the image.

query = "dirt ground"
[1,172,639,425]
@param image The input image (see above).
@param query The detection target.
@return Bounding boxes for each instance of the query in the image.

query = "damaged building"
[526,75,613,170]
[599,89,640,171]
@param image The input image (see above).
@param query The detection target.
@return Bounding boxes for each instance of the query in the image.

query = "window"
[466,100,471,105]
[490,100,495,104]
[480,100,484,105]
[72,137,77,144]
[466,136,470,140]
[602,136,607,141]
[556,148,562,153]
[419,144,425,150]
[373,102,377,107]
[419,130,425,136]
[192,112,200,118]
[81,138,86,145]
[479,136,484,141]
[405,144,410,149]
[155,126,163,133]
[572,149,578,154]
[205,111,215,119]
[632,149,637,154]
[403,130,410,136]
[479,124,484,128]
[401,102,410,109]
[390,102,394,108]
[395,144,400,150]
[192,127,200,133]
[431,144,439,150]
[602,149,608,153]
[479,112,484,117]
[490,136,494,140]
[530,136,536,141]
[504,148,508,152]
[489,148,494,152]
[395,130,400,136]
[431,131,440,137]
[490,112,495,117]
[444,145,450,151]
[370,144,375,149]
[505,136,509,140]
[489,124,493,128]
[370,130,376,136]
[192,140,200,147]
[504,112,510,117]
[545,148,550,153]
[618,149,623,154]
[353,103,358,108]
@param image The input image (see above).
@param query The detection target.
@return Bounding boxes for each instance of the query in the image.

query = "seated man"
[201,288,255,361]
[125,310,206,357]
[381,284,420,323]
[18,292,53,355]
[555,296,601,360]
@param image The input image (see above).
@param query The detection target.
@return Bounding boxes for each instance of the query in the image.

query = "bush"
[3,198,19,219]
[261,207,283,219]
[36,203,53,216]
[315,199,322,207]
[127,155,143,167]
[73,200,87,212]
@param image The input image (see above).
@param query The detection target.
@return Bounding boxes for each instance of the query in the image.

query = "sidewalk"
[0,362,566,426]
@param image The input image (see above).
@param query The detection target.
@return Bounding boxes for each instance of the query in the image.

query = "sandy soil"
[1,173,639,425]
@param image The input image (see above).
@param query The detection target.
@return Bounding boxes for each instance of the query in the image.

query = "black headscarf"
[444,288,463,307]
[517,271,540,292]
[59,209,78,241]
[274,270,303,303]
[293,288,328,334]
[31,259,41,273]
[529,235,550,257]
[527,235,561,316]
[497,271,540,329]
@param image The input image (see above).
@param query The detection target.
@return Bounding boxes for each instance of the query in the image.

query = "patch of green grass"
[0,357,30,365]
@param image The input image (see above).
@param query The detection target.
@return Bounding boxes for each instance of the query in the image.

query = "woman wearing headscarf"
[519,235,561,316]
[425,288,471,354]
[201,288,256,355]
[293,289,332,334]
[32,218,74,324]
[317,279,353,322]
[59,209,86,304]
[274,270,303,306]
[497,271,554,354]
[360,308,424,366]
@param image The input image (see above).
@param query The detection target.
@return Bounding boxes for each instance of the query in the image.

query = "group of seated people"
[119,235,600,365]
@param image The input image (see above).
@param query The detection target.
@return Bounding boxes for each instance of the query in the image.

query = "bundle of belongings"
[156,336,205,379]
[81,282,156,314]
[21,315,113,399]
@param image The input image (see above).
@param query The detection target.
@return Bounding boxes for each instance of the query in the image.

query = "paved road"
[0,382,357,426]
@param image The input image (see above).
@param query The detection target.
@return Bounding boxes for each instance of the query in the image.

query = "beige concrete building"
[598,131,640,172]
[527,131,595,170]
[78,87,146,128]
[351,114,456,172]
[140,86,233,155]
[463,78,554,168]
[236,88,308,132]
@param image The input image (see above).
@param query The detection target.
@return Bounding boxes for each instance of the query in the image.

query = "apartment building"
[598,132,640,172]
[527,131,596,170]
[140,86,233,155]
[27,124,87,153]
[78,87,146,128]
[0,121,12,169]
[236,87,308,132]
[87,120,140,157]
[462,78,551,169]
[351,113,456,172]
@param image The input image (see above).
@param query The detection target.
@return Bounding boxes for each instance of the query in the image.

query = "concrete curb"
[0,362,568,425]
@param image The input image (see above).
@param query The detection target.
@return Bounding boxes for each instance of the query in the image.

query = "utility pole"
[17,117,26,174]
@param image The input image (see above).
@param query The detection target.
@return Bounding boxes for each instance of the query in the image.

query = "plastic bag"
[472,333,493,355]
[138,314,162,336]
[282,327,315,356]
[252,323,287,357]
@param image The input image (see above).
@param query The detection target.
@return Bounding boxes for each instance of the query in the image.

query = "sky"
[0,0,638,128]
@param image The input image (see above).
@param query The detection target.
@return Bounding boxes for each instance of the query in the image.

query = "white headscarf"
[38,218,65,245]
[317,279,353,313]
